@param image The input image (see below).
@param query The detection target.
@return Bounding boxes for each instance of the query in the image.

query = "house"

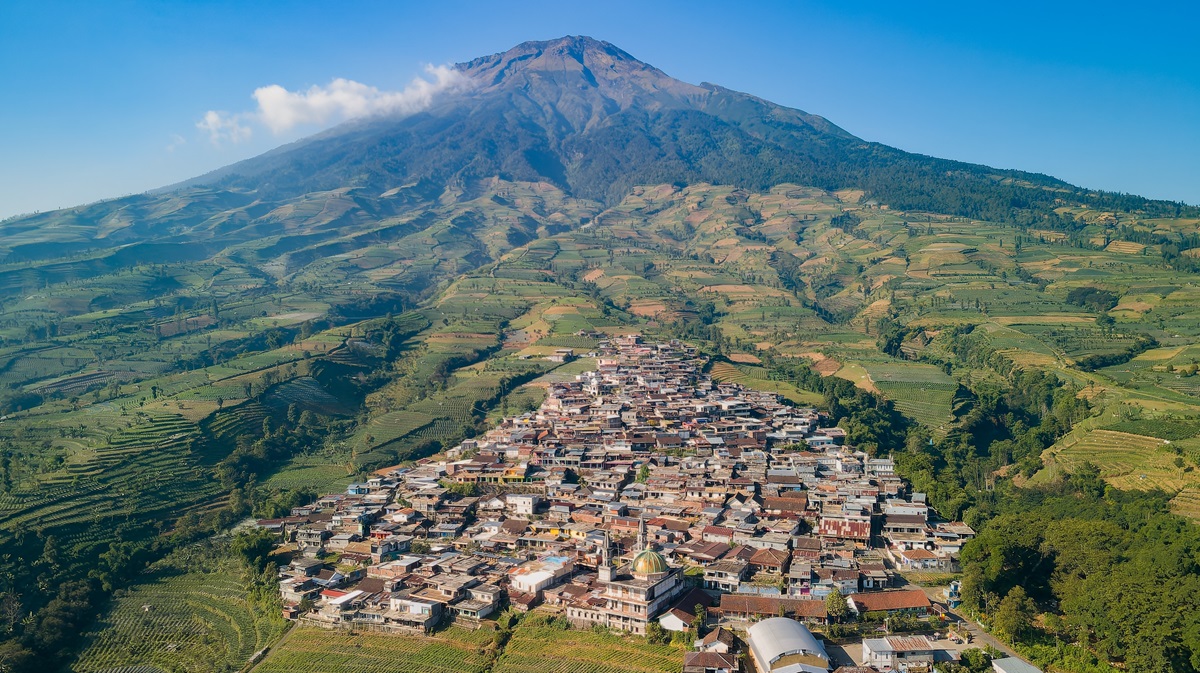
[507,494,542,516]
[863,635,936,671]
[847,589,932,616]
[717,595,827,624]
[657,587,714,632]
[695,626,736,653]
[508,555,574,597]
[683,651,740,673]
[748,547,790,575]
[704,559,749,592]
[452,584,503,621]
[387,594,443,631]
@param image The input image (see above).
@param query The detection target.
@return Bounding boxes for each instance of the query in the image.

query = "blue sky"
[1,0,1198,219]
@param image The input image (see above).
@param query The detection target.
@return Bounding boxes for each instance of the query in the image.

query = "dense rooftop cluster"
[263,336,980,669]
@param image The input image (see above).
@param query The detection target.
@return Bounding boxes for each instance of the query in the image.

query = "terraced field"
[1041,429,1195,492]
[710,361,823,405]
[253,625,496,673]
[862,362,960,431]
[262,453,354,492]
[492,617,683,673]
[74,544,286,673]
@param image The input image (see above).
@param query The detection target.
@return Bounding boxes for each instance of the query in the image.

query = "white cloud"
[196,110,252,145]
[196,64,470,145]
[165,133,187,152]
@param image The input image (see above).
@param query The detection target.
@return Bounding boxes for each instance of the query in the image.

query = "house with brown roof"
[716,594,828,624]
[683,651,739,673]
[749,547,790,575]
[847,589,932,616]
[696,625,737,653]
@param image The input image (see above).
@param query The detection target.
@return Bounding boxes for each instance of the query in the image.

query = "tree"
[693,602,707,637]
[0,592,21,633]
[958,648,991,672]
[637,464,650,483]
[993,585,1035,641]
[825,586,850,623]
[230,529,277,571]
[0,640,36,673]
[646,620,667,644]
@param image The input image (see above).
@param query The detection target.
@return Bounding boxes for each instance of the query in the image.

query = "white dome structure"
[746,617,830,673]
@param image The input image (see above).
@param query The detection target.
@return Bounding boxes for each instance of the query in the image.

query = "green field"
[253,625,497,673]
[862,362,960,431]
[74,542,286,673]
[492,615,684,673]
[710,361,824,405]
[1036,428,1196,494]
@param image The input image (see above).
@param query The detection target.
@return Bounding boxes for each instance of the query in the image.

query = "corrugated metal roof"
[747,617,828,671]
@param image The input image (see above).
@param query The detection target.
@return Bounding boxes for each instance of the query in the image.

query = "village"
[259,336,1039,673]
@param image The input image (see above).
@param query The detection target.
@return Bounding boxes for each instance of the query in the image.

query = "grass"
[254,625,497,673]
[74,542,286,673]
[1039,429,1196,492]
[710,361,823,405]
[492,615,683,673]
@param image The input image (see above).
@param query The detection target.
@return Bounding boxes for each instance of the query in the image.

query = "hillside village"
[259,336,1023,672]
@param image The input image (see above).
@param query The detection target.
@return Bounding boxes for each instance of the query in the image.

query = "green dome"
[631,549,669,576]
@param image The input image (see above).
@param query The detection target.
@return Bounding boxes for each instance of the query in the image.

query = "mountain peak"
[456,35,709,131]
[458,35,647,81]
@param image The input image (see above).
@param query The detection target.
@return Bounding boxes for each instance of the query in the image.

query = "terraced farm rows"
[265,376,349,415]
[1045,429,1194,492]
[861,362,959,431]
[709,361,822,405]
[253,625,496,673]
[75,546,286,673]
[492,618,682,673]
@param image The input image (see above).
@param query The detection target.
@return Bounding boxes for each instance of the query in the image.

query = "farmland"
[709,361,823,405]
[0,177,1199,669]
[74,541,286,673]
[252,625,498,673]
[493,613,684,673]
[861,362,960,432]
[1036,429,1197,494]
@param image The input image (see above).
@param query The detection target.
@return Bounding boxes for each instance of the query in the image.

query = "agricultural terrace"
[709,361,823,405]
[491,614,683,673]
[253,625,497,673]
[1037,429,1197,494]
[861,361,959,432]
[74,542,285,673]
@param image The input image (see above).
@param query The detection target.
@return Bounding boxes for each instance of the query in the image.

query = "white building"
[746,617,830,673]
[862,635,936,671]
[508,555,573,596]
[992,657,1042,673]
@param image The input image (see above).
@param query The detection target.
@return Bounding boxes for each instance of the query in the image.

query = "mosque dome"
[631,549,669,576]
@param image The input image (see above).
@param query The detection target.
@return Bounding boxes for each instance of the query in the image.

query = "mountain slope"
[2,35,1195,277]
[178,35,1191,223]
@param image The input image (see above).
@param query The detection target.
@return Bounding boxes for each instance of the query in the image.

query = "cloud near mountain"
[196,64,469,144]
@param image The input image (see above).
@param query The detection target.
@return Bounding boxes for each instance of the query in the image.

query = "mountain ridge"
[9,34,1198,261]
[166,35,1190,220]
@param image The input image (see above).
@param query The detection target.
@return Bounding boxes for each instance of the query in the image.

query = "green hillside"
[0,35,1199,673]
